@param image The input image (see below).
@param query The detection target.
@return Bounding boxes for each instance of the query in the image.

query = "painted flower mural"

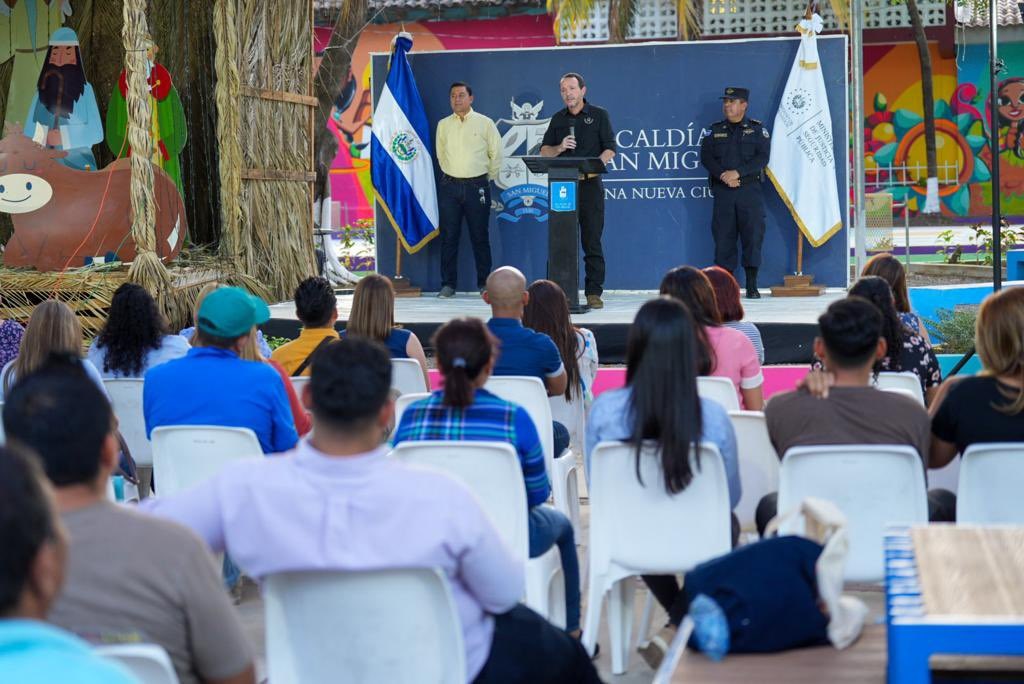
[864,87,990,217]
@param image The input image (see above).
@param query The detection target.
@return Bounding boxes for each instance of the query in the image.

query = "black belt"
[711,174,762,188]
[442,173,487,183]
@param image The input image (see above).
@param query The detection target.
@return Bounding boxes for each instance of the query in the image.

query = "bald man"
[483,267,570,454]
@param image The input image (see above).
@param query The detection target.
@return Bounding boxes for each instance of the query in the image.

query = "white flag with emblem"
[766,14,843,247]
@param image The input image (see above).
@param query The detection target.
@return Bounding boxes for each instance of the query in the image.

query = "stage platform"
[265,289,847,365]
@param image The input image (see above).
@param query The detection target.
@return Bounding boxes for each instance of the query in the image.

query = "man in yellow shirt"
[270,277,339,376]
[435,82,502,298]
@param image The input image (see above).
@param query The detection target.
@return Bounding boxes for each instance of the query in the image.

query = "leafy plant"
[264,335,292,351]
[935,229,961,263]
[924,306,977,354]
[338,218,375,251]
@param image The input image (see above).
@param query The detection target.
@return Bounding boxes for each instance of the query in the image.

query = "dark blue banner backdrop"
[371,36,849,291]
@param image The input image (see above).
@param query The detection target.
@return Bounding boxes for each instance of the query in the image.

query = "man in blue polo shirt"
[484,266,570,455]
[143,287,298,455]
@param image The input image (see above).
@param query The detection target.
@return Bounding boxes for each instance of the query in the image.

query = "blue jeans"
[528,505,580,633]
[222,554,240,590]
[552,421,570,457]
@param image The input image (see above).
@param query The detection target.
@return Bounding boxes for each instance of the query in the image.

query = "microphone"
[569,125,575,139]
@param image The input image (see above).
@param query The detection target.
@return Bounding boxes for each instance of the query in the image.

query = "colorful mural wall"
[317,15,555,233]
[864,41,1024,219]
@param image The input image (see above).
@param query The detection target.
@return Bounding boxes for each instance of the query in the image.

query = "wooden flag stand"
[770,229,826,297]
[391,240,421,298]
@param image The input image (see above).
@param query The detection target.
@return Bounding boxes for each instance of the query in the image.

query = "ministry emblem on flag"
[390,131,419,163]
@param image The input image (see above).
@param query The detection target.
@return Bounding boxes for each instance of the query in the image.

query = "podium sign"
[523,156,606,313]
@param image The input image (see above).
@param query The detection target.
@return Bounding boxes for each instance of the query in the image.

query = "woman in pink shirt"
[660,266,764,410]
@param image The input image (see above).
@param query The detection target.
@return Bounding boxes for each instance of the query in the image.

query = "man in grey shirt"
[2,356,255,684]
[755,297,952,535]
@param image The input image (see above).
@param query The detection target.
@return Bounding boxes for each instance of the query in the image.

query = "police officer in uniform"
[700,86,771,298]
[540,72,616,309]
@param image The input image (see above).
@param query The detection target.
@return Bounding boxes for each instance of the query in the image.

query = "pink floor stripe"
[428,366,810,400]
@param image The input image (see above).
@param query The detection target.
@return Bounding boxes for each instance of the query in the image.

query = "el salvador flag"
[371,33,439,254]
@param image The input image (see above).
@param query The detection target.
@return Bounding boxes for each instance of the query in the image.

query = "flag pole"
[796,228,804,275]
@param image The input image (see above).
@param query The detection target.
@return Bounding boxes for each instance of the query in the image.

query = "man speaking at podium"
[540,72,616,310]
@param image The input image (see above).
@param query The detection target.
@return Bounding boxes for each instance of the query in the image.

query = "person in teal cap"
[23,27,103,170]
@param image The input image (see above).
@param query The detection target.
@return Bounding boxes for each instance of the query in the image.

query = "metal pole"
[989,0,1003,291]
[851,0,867,277]
[904,202,910,268]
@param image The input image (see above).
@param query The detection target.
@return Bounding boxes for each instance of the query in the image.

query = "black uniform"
[700,116,771,273]
[541,100,615,297]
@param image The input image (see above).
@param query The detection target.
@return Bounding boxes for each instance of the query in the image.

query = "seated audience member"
[660,266,764,410]
[340,274,430,388]
[585,297,740,668]
[523,279,599,453]
[144,286,298,454]
[270,276,340,377]
[0,294,24,368]
[1,300,106,400]
[814,276,941,404]
[180,283,272,358]
[930,287,1024,468]
[0,444,138,684]
[702,265,764,364]
[393,318,583,640]
[143,337,599,683]
[861,253,930,343]
[88,283,190,379]
[756,297,953,536]
[484,266,571,455]
[234,325,310,438]
[2,358,255,684]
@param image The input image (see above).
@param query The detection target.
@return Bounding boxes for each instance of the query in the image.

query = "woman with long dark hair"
[88,283,190,378]
[660,265,764,409]
[861,253,930,343]
[585,296,740,667]
[392,317,583,639]
[523,279,598,451]
[816,276,941,404]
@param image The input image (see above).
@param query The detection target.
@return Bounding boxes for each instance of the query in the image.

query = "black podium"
[523,156,607,313]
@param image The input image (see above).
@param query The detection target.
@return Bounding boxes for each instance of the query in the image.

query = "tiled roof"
[955,0,1023,26]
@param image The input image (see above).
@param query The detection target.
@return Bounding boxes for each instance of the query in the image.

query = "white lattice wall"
[703,0,947,36]
[559,0,679,43]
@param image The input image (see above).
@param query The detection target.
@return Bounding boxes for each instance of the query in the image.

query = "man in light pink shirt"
[144,336,599,683]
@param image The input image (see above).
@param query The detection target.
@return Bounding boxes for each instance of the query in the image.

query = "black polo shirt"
[541,100,616,158]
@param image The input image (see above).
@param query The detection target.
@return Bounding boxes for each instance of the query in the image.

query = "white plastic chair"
[393,392,430,429]
[150,426,262,497]
[0,400,5,444]
[392,358,429,396]
[957,442,1024,523]
[391,440,567,627]
[265,568,465,684]
[928,455,960,494]
[874,371,924,405]
[583,441,732,674]
[104,379,150,467]
[289,375,310,398]
[96,644,180,684]
[697,376,740,411]
[777,444,928,582]
[728,410,780,533]
[484,376,581,535]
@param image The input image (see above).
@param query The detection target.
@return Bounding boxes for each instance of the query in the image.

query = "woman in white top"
[88,283,190,379]
[1,300,106,400]
[522,279,599,453]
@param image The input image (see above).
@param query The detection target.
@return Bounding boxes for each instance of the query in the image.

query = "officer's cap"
[720,87,749,101]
